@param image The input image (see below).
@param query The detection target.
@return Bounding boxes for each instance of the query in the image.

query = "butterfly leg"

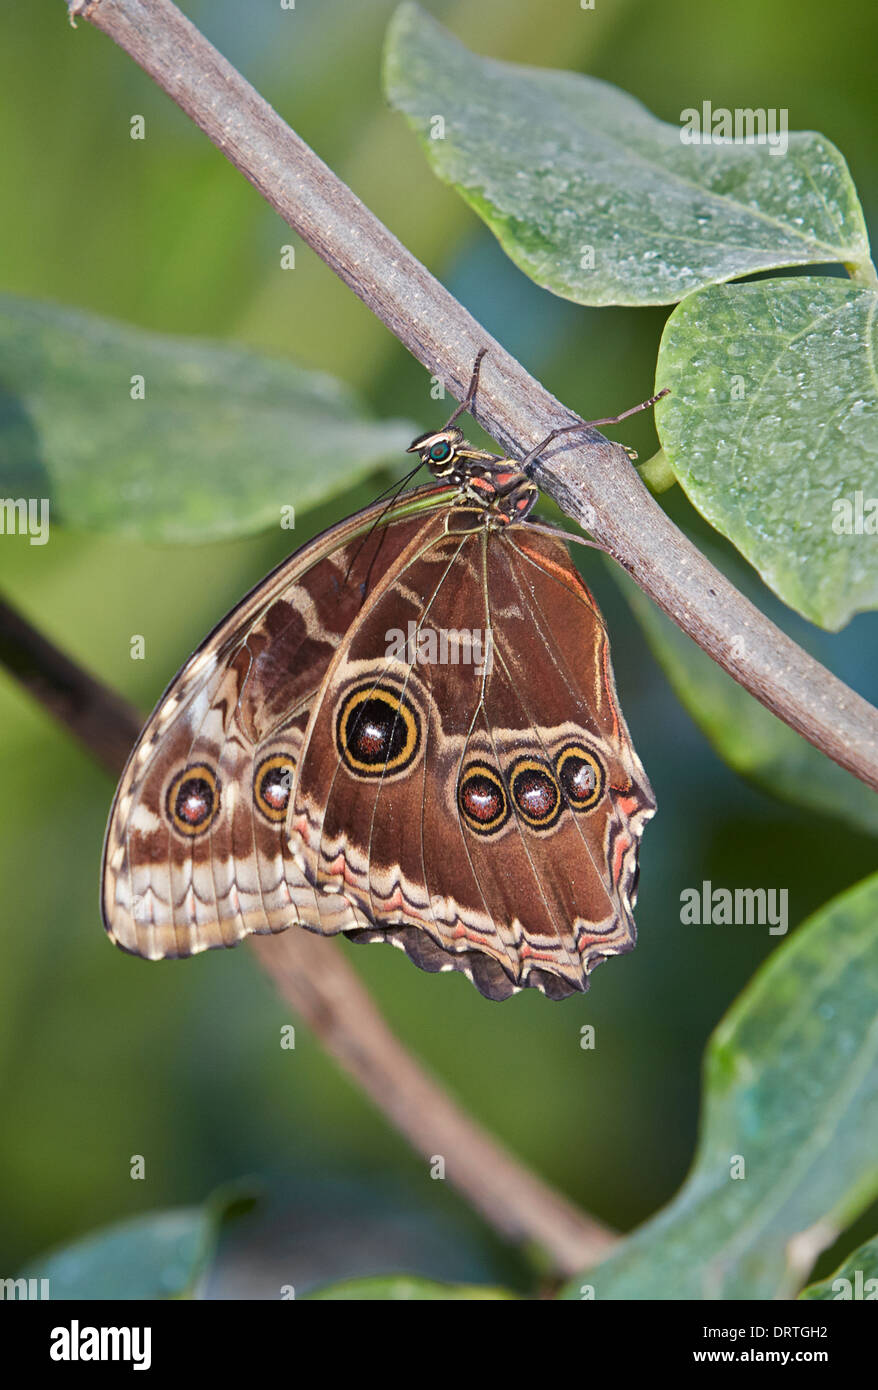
[519,388,670,473]
[577,388,670,432]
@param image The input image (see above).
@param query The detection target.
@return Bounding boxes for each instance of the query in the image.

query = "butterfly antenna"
[441,347,488,430]
[342,347,490,589]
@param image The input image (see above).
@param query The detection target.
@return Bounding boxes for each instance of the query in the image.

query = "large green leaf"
[559,873,878,1300]
[16,1185,255,1300]
[616,570,878,835]
[798,1235,878,1299]
[655,278,878,629]
[307,1274,517,1300]
[0,295,414,542]
[384,5,872,307]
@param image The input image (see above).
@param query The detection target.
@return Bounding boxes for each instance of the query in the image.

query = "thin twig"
[249,930,614,1272]
[66,0,878,791]
[0,594,615,1272]
[0,599,141,775]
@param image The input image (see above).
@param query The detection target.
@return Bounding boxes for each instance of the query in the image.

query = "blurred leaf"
[615,570,878,835]
[384,4,871,307]
[637,448,677,495]
[307,1274,518,1299]
[559,872,878,1300]
[18,1183,256,1300]
[798,1235,878,1299]
[656,278,878,629]
[0,295,415,543]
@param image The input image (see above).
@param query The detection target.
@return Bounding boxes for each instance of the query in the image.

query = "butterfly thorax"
[407,426,538,526]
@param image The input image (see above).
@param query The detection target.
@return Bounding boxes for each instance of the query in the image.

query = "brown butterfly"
[102,353,659,1000]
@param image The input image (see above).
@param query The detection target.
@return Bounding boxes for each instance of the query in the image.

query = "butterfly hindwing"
[291,506,655,999]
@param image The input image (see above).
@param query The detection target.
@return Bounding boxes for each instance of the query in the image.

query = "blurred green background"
[1,0,876,1293]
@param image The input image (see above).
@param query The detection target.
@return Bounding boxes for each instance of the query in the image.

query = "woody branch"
[34,0,877,1270]
[0,593,616,1273]
[65,0,878,792]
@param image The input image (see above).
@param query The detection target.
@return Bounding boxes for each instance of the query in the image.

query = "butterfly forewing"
[101,501,446,958]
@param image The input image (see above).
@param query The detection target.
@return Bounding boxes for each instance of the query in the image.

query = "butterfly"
[102,352,660,1000]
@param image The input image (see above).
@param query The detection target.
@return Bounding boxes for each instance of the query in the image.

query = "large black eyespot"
[556,744,604,812]
[254,754,296,823]
[336,682,420,779]
[508,758,562,830]
[458,762,509,836]
[430,439,452,462]
[166,764,220,837]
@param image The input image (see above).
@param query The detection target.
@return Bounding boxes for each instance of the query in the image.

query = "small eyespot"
[458,762,509,836]
[336,682,420,779]
[166,764,220,837]
[430,440,452,462]
[508,758,562,830]
[556,744,604,812]
[254,754,296,823]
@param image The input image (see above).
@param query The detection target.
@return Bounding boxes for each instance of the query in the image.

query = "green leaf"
[798,1235,878,1299]
[637,448,677,495]
[17,1184,256,1300]
[655,277,878,629]
[615,569,878,836]
[559,873,878,1300]
[0,295,415,542]
[307,1275,518,1300]
[384,4,871,307]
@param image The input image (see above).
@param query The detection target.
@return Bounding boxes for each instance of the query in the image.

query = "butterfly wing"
[103,482,654,999]
[291,512,655,999]
[101,496,450,958]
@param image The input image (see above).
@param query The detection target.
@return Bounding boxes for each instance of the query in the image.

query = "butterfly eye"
[336,682,421,779]
[508,758,562,830]
[458,762,509,836]
[556,744,604,812]
[166,764,220,837]
[254,754,296,823]
[429,440,452,463]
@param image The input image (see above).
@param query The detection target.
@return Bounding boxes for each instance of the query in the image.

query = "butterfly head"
[406,426,466,480]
